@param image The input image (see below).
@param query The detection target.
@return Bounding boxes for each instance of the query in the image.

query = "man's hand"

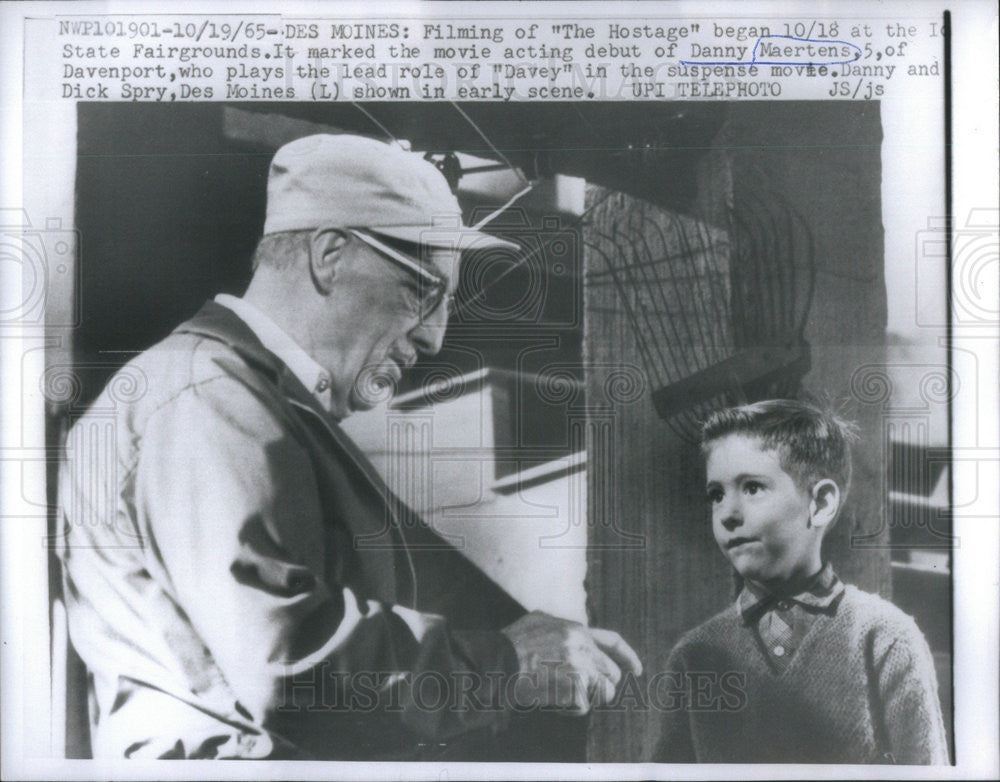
[500,611,642,714]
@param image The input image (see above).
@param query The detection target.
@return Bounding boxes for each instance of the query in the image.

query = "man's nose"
[409,308,448,356]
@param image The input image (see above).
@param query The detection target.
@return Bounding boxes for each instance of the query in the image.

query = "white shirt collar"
[214,294,333,411]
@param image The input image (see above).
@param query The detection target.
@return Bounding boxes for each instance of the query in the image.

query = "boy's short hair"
[701,399,858,497]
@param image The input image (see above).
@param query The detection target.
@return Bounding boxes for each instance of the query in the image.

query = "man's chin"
[346,393,377,413]
[347,384,392,413]
[349,368,399,411]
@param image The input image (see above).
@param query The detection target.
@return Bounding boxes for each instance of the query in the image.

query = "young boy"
[654,400,949,764]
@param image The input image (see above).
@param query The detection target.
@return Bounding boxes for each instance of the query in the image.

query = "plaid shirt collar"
[737,562,845,625]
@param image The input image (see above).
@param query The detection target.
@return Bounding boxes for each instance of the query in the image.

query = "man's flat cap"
[264,134,518,251]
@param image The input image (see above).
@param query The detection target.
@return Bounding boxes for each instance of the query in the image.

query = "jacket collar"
[213,294,333,410]
[175,300,287,383]
[174,301,392,500]
[174,300,415,604]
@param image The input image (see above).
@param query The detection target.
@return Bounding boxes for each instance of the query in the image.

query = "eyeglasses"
[348,229,453,320]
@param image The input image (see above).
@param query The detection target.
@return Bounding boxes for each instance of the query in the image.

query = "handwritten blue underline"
[679,34,863,67]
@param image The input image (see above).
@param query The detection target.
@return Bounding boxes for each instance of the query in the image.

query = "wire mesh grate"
[584,186,816,443]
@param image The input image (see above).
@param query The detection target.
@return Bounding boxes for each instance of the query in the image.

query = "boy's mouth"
[725,536,759,549]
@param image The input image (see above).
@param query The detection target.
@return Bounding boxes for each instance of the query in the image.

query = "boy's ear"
[808,479,841,530]
[308,228,350,294]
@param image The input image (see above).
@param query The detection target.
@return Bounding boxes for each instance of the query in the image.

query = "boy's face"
[705,434,823,588]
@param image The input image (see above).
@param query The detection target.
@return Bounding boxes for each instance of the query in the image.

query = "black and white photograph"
[1,1,997,779]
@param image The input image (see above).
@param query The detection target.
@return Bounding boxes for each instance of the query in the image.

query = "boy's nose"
[719,501,743,531]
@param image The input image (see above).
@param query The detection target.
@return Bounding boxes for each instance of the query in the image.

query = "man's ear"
[308,228,349,294]
[808,479,841,530]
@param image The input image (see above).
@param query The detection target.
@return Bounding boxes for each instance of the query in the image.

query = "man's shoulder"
[136,327,232,384]
[68,319,272,444]
[92,330,228,407]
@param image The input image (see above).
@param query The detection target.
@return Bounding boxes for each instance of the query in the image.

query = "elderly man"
[57,134,641,760]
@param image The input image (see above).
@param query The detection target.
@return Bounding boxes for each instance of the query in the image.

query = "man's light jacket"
[57,301,526,760]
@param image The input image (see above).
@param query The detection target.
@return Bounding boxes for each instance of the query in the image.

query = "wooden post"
[723,102,890,595]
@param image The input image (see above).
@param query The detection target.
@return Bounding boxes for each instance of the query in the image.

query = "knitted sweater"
[653,585,949,764]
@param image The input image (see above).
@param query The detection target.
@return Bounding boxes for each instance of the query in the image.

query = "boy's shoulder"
[669,603,744,657]
[833,583,933,661]
[672,582,928,649]
[838,583,923,633]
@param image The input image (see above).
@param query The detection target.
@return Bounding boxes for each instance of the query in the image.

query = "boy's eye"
[743,481,765,495]
[706,487,724,504]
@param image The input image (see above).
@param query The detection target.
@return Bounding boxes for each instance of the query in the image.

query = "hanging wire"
[448,102,531,188]
[345,103,817,431]
[350,102,407,150]
[347,101,541,321]
[447,185,622,323]
[470,183,534,231]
